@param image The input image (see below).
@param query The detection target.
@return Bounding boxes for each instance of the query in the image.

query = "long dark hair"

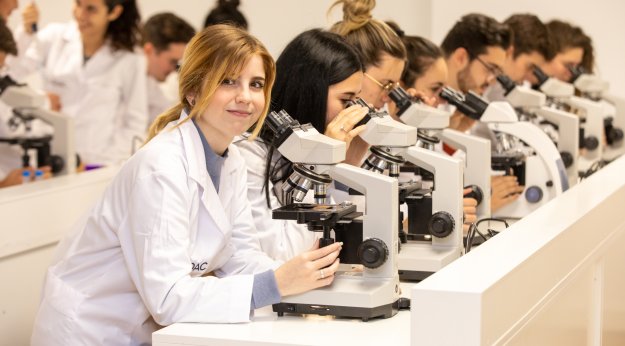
[105,0,141,52]
[260,28,363,207]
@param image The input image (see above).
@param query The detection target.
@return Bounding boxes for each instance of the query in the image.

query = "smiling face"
[325,71,363,125]
[197,54,266,148]
[73,0,121,40]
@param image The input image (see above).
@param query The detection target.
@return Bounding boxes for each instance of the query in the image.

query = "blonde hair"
[146,24,276,142]
[328,0,406,68]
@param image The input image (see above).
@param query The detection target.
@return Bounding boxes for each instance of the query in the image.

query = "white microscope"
[0,75,76,175]
[389,87,492,220]
[266,110,401,321]
[495,74,580,187]
[353,95,464,281]
[532,66,614,174]
[440,86,569,219]
[568,66,625,162]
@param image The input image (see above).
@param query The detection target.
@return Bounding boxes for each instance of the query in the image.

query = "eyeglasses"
[364,72,399,93]
[475,56,503,77]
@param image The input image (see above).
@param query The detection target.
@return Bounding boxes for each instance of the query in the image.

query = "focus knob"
[560,151,574,168]
[357,238,389,269]
[584,136,599,151]
[428,211,454,238]
[463,184,484,206]
[608,128,624,144]
[525,186,543,203]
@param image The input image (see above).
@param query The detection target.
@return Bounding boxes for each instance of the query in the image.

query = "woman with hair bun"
[204,0,248,30]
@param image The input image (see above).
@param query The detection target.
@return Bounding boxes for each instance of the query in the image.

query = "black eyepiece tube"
[496,74,516,96]
[388,86,413,116]
[532,65,549,86]
[439,86,486,120]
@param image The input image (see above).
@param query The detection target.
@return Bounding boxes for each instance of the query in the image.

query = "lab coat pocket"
[31,271,87,345]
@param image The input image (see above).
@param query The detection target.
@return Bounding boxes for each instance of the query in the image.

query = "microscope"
[389,87,491,220]
[266,110,401,321]
[496,74,579,186]
[0,75,76,175]
[533,66,615,174]
[440,86,569,219]
[355,92,464,281]
[568,66,625,162]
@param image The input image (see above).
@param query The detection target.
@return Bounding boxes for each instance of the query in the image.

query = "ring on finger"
[339,125,347,133]
[320,269,325,279]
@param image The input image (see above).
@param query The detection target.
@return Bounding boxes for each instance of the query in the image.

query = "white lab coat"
[9,21,148,165]
[31,113,278,346]
[235,137,318,261]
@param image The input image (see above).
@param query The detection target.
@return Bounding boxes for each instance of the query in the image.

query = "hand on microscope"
[325,104,369,149]
[22,2,39,34]
[490,174,524,212]
[274,239,343,297]
[47,93,62,112]
[0,166,51,188]
[462,187,478,234]
[403,87,437,107]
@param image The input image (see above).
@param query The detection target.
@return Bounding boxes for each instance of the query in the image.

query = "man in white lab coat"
[142,13,195,127]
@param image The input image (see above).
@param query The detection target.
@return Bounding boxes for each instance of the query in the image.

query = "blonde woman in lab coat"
[31,25,343,346]
[10,0,147,166]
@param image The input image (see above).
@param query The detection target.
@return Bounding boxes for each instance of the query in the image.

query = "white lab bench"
[153,283,413,346]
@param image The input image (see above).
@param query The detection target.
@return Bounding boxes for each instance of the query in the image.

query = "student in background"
[541,19,594,82]
[328,0,407,165]
[11,0,148,166]
[30,25,342,345]
[204,0,248,29]
[142,12,195,126]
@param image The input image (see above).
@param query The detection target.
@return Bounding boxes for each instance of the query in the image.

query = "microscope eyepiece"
[532,65,549,86]
[387,86,414,116]
[568,65,584,83]
[439,86,486,120]
[496,74,516,95]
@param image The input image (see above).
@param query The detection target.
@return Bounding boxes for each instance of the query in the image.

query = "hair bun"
[341,0,374,29]
[218,0,241,10]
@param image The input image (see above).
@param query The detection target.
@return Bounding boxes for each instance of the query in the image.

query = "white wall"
[7,0,427,58]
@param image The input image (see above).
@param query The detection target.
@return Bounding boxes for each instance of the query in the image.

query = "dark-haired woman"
[11,0,148,166]
[235,28,368,261]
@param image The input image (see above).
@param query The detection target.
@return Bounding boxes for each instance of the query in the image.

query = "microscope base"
[273,272,400,321]
[397,242,461,281]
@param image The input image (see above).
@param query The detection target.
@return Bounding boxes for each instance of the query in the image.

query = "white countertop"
[153,283,413,346]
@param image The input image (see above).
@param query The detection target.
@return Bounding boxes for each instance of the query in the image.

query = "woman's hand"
[47,93,62,112]
[405,87,437,107]
[325,105,368,150]
[462,187,478,234]
[491,175,524,212]
[22,2,39,34]
[274,240,342,297]
[0,168,26,188]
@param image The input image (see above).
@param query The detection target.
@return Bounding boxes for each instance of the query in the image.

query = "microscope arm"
[534,107,579,184]
[490,122,568,193]
[402,147,463,250]
[329,163,399,278]
[563,96,605,162]
[439,129,491,218]
[25,108,77,174]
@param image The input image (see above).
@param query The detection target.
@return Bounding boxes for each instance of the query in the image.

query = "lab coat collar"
[177,111,235,234]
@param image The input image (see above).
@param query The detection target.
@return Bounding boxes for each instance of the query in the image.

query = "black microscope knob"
[560,151,574,168]
[608,128,624,144]
[357,238,389,269]
[428,211,455,238]
[584,136,599,151]
[463,184,484,206]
